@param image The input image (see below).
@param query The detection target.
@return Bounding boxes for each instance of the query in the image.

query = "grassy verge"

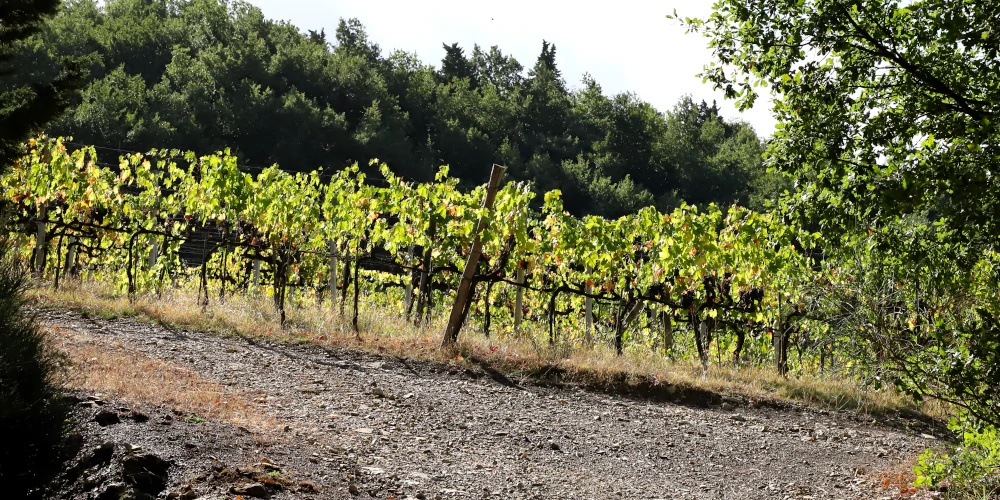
[31,278,946,421]
[50,324,277,431]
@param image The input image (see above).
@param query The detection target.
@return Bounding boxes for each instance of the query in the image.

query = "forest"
[14,0,779,218]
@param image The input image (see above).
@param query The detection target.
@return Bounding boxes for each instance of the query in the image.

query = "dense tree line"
[14,0,780,217]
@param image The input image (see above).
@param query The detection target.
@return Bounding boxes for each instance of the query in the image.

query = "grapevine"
[4,137,823,372]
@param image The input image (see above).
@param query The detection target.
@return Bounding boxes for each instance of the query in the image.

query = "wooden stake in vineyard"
[146,236,159,270]
[442,164,506,347]
[33,205,48,277]
[252,259,261,290]
[513,265,525,334]
[328,240,338,311]
[414,219,436,325]
[65,236,77,275]
[584,277,593,344]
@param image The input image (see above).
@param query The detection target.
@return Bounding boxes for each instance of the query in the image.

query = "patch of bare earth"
[44,309,941,499]
[53,325,276,431]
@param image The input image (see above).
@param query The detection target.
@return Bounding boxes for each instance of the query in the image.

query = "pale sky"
[249,0,777,137]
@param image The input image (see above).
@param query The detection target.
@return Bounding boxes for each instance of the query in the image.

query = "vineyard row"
[3,137,827,373]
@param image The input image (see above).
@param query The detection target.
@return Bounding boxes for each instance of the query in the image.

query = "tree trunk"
[692,311,709,370]
[200,256,209,310]
[65,236,77,276]
[198,235,209,309]
[157,235,169,296]
[219,243,228,302]
[777,324,792,376]
[276,262,287,326]
[285,261,295,308]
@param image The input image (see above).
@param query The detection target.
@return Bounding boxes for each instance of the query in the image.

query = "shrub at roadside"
[914,419,1000,498]
[0,240,71,498]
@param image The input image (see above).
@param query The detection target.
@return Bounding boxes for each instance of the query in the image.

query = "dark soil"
[49,391,314,500]
[42,309,939,499]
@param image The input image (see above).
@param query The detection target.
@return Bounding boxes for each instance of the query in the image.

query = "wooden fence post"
[286,264,296,307]
[442,164,506,346]
[584,280,594,345]
[662,309,674,354]
[65,236,77,275]
[252,259,261,289]
[699,320,712,368]
[403,242,415,314]
[775,283,786,375]
[147,175,162,271]
[147,236,159,270]
[514,266,525,334]
[329,240,338,312]
[33,206,48,276]
[414,220,436,324]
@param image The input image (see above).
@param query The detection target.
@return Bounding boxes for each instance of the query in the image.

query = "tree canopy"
[1,0,85,174]
[683,0,1000,430]
[683,0,1000,257]
[17,0,777,217]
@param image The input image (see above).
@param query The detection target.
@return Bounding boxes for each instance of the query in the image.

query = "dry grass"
[32,278,946,420]
[48,324,277,431]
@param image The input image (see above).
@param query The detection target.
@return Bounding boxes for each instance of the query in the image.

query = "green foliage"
[681,0,1000,260]
[0,0,87,175]
[0,236,71,498]
[686,0,1000,488]
[915,420,1000,496]
[687,0,1000,419]
[799,223,1000,427]
[0,2,81,494]
[20,0,772,216]
[6,137,817,365]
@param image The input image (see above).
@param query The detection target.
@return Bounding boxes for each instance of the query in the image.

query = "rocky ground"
[41,309,941,499]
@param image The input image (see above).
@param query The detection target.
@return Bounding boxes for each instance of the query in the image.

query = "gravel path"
[42,309,935,499]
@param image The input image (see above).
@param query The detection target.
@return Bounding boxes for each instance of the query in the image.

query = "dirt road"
[42,310,934,499]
